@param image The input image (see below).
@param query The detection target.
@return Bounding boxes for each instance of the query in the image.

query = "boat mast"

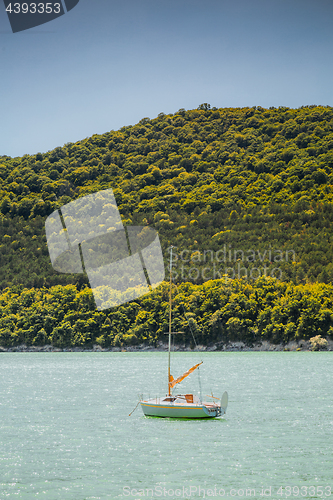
[168,246,173,396]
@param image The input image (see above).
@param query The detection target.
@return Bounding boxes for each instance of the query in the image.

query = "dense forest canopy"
[1,104,333,347]
[0,279,332,348]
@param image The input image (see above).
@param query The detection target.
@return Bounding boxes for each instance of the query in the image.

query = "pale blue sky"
[1,0,333,158]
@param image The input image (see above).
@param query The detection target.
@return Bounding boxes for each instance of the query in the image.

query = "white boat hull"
[140,397,224,419]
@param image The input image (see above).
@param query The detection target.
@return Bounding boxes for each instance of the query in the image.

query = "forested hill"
[1,104,333,348]
[1,104,333,290]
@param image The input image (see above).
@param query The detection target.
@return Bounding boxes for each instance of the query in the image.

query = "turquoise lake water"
[0,352,332,499]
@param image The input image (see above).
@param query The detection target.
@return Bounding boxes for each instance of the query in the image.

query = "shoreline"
[1,339,332,353]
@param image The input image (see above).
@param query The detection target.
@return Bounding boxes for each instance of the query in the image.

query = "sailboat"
[140,247,228,419]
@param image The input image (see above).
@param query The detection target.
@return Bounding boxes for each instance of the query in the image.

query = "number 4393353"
[5,3,61,14]
[277,486,332,497]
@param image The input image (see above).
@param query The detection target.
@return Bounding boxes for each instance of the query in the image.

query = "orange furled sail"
[168,362,203,391]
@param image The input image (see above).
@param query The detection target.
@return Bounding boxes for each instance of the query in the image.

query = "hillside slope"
[1,104,333,289]
[1,104,333,348]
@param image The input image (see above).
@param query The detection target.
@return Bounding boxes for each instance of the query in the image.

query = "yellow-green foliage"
[1,105,333,288]
[0,278,332,348]
[1,105,333,347]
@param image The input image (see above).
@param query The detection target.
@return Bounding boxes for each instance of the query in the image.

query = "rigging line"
[197,366,202,403]
[173,282,199,350]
